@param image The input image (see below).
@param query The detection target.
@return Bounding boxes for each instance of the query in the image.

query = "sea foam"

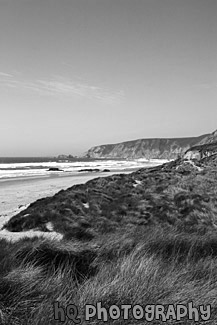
[0,159,168,180]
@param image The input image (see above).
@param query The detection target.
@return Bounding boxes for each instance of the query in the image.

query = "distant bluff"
[83,133,214,159]
[196,129,217,145]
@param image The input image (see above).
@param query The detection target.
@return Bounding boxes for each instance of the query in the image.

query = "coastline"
[0,167,140,185]
[0,168,143,241]
[0,169,135,230]
[0,163,167,241]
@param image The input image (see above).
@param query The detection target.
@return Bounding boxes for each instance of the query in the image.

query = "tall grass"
[1,227,217,324]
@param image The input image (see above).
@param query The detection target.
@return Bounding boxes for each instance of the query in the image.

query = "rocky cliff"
[183,130,217,160]
[196,129,217,145]
[184,141,217,160]
[84,134,209,159]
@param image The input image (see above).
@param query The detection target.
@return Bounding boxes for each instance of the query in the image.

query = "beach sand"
[0,170,133,240]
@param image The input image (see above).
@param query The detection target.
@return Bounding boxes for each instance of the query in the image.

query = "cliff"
[196,129,217,145]
[84,134,209,159]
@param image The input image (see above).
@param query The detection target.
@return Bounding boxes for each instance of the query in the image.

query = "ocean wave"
[0,159,167,180]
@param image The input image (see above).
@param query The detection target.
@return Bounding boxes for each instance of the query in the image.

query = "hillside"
[4,147,217,236]
[1,144,217,323]
[84,133,210,159]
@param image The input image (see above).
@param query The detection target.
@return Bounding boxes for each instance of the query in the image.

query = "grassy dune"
[1,156,217,324]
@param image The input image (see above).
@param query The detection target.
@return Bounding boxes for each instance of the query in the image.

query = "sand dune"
[0,170,131,240]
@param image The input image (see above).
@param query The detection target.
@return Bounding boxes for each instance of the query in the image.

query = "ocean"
[0,157,168,181]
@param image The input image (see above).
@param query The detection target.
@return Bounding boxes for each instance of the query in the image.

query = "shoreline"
[0,163,166,241]
[0,168,138,241]
[0,167,140,185]
[0,169,136,224]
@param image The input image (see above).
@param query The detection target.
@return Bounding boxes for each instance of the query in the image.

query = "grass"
[1,156,217,323]
[0,227,217,324]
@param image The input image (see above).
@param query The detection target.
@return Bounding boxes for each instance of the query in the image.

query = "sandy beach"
[0,172,110,216]
[0,170,134,240]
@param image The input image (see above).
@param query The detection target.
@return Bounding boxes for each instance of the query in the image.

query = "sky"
[0,0,217,156]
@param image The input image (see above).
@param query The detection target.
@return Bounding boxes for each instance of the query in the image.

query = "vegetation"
[1,154,217,324]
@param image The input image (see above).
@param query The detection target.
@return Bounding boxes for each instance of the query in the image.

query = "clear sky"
[0,0,216,156]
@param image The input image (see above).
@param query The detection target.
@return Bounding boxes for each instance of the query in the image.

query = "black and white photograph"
[0,0,217,323]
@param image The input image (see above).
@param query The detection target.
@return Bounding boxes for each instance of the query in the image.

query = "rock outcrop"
[47,167,63,172]
[184,142,217,160]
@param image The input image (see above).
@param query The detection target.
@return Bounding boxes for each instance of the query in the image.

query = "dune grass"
[0,226,217,324]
